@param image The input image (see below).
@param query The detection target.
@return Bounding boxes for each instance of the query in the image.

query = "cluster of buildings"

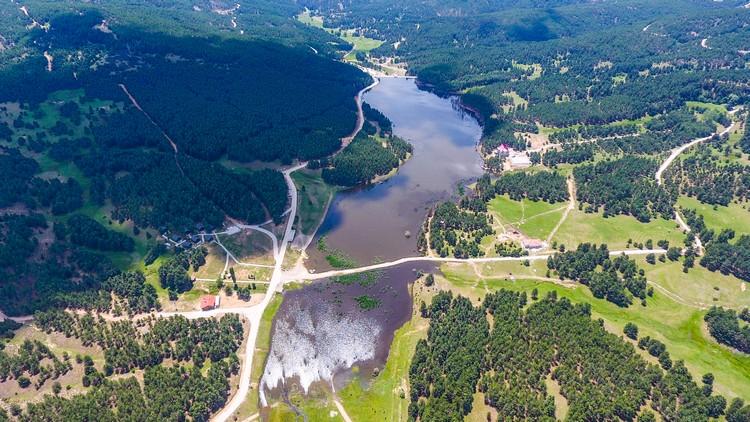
[161,223,217,250]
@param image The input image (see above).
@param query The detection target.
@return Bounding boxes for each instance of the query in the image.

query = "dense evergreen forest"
[320,133,412,186]
[490,171,568,203]
[410,290,730,421]
[574,157,674,222]
[704,306,750,354]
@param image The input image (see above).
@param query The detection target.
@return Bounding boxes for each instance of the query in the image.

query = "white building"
[509,152,532,169]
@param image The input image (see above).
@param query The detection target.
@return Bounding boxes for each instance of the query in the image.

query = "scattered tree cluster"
[667,148,750,207]
[682,208,750,282]
[0,339,72,390]
[547,243,649,307]
[33,311,243,374]
[704,306,750,354]
[158,248,207,294]
[428,201,493,258]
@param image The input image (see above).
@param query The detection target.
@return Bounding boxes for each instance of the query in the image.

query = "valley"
[0,1,750,421]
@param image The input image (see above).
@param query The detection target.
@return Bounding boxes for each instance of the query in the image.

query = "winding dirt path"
[655,108,741,253]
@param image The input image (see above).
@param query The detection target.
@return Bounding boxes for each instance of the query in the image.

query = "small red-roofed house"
[200,295,216,311]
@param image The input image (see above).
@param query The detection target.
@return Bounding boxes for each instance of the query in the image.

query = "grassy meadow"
[678,196,750,234]
[552,208,684,250]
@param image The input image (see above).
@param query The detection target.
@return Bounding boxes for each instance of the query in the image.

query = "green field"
[296,10,324,28]
[511,61,542,80]
[501,91,528,112]
[267,392,344,422]
[2,89,118,150]
[292,169,337,236]
[553,208,684,250]
[488,194,566,240]
[686,101,728,115]
[637,257,750,309]
[191,243,226,280]
[678,196,750,234]
[440,265,750,401]
[218,230,274,265]
[339,318,421,421]
[340,30,384,61]
[295,10,383,62]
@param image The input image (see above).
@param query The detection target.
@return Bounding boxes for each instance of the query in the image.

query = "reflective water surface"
[307,77,483,269]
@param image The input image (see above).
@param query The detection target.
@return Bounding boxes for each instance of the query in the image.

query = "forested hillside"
[0,0,369,315]
[302,0,750,146]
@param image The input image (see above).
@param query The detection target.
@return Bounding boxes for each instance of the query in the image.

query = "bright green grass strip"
[244,294,283,418]
[339,307,423,421]
[292,169,337,235]
[686,101,728,114]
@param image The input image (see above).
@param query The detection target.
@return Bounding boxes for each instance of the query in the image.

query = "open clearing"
[553,208,684,250]
[267,389,344,421]
[340,30,384,61]
[678,196,750,234]
[296,10,383,62]
[2,325,105,405]
[637,257,750,309]
[488,195,565,240]
[191,243,227,279]
[218,231,274,265]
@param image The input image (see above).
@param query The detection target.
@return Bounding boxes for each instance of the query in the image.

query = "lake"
[307,77,484,269]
